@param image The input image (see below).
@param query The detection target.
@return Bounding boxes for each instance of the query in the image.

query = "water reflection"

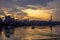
[1,26,60,40]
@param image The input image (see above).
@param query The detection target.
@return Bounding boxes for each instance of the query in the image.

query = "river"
[1,26,60,40]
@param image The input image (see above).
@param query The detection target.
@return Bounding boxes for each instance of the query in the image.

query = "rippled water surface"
[1,26,60,40]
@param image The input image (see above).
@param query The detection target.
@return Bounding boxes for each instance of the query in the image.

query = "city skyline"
[0,0,60,40]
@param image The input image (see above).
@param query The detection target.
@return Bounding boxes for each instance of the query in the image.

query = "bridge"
[0,16,60,38]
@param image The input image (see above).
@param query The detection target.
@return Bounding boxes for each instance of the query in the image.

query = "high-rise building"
[5,16,14,23]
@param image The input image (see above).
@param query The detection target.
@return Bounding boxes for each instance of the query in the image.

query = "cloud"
[13,11,28,19]
[0,0,60,21]
[0,0,53,13]
[46,0,60,21]
[22,8,53,20]
[0,10,5,15]
[16,11,28,17]
[22,0,60,21]
[47,0,60,9]
[0,0,53,7]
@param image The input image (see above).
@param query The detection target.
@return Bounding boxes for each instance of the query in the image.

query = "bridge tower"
[50,15,52,21]
[49,15,52,30]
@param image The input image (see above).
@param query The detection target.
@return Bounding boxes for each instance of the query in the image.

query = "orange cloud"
[22,9,53,20]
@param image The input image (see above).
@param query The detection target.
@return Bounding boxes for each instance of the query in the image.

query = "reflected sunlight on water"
[14,26,60,40]
[1,26,60,40]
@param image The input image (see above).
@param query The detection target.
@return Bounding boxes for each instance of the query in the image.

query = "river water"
[1,26,60,40]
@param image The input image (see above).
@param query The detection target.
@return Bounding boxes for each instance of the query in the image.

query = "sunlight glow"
[22,9,52,20]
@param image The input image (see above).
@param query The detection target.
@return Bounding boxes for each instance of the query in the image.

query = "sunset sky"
[0,0,60,21]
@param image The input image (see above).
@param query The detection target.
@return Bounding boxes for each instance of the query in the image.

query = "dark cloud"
[14,0,53,6]
[0,0,12,7]
[46,0,60,21]
[16,11,28,18]
[0,10,5,15]
[0,0,60,21]
[0,0,53,7]
[17,12,28,16]
[0,0,53,12]
[10,9,19,13]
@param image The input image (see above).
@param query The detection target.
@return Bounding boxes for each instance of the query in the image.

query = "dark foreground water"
[1,26,60,40]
